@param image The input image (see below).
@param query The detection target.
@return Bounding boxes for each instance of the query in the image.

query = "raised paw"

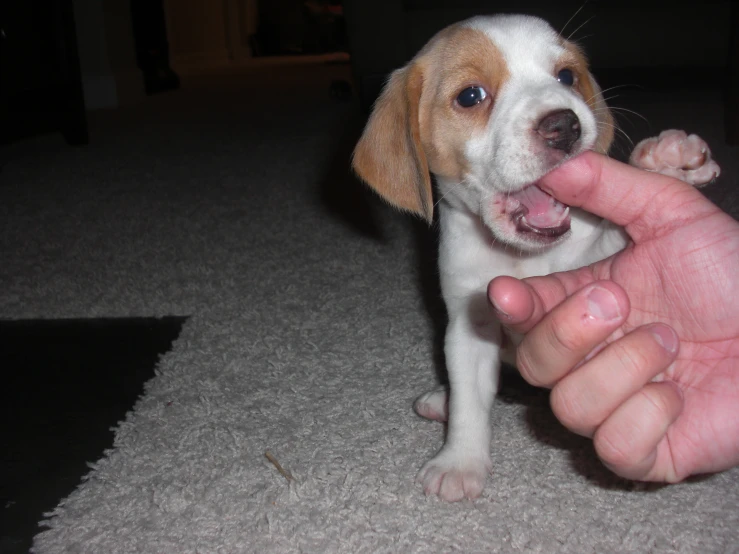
[414,386,449,422]
[416,446,492,501]
[629,129,720,187]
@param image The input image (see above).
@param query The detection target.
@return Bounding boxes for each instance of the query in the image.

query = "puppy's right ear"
[352,64,433,223]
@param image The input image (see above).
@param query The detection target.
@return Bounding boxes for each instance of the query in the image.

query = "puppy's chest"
[483,242,572,280]
[441,240,561,294]
[509,256,558,280]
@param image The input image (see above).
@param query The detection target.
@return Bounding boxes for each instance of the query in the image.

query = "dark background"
[1,0,737,146]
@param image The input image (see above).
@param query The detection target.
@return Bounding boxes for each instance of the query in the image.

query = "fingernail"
[649,324,679,354]
[586,286,621,321]
[491,298,513,321]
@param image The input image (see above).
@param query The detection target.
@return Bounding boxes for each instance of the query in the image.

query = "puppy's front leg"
[417,293,499,501]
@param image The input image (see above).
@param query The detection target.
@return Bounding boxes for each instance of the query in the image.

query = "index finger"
[538,151,718,243]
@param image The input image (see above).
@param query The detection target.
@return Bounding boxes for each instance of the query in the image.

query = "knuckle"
[515,344,547,387]
[641,386,677,422]
[549,320,584,354]
[594,427,634,470]
[550,385,589,434]
[609,340,651,380]
[515,316,588,389]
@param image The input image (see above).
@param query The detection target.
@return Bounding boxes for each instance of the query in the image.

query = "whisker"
[584,84,639,106]
[597,84,631,95]
[560,0,590,37]
[600,94,622,103]
[598,120,634,149]
[567,15,595,42]
[597,116,633,140]
[591,107,612,113]
[599,117,632,139]
[599,83,643,96]
[585,85,628,104]
[615,128,635,148]
[608,106,649,124]
[433,180,464,209]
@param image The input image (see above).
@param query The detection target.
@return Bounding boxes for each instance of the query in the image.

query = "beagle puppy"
[353,14,720,501]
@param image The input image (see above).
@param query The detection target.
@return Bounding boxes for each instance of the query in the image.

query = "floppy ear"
[582,72,614,155]
[352,64,433,223]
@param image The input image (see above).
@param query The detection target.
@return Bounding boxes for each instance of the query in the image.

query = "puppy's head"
[353,15,614,251]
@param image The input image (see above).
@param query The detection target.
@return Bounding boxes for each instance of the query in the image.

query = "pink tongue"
[510,185,568,228]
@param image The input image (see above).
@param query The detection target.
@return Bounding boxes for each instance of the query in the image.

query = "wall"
[164,0,258,73]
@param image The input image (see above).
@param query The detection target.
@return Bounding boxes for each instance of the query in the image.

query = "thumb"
[488,267,600,334]
[538,151,717,243]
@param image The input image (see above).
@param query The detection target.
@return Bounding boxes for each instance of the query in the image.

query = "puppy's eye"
[456,86,488,107]
[557,69,575,86]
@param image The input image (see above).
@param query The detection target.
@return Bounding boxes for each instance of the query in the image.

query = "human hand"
[488,151,739,482]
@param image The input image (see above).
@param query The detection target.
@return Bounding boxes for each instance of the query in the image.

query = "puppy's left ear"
[581,72,614,154]
[352,63,433,223]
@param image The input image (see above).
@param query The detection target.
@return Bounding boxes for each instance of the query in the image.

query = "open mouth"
[507,184,571,238]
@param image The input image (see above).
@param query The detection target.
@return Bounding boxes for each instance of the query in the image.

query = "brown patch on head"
[418,26,510,181]
[352,25,509,222]
[558,42,614,154]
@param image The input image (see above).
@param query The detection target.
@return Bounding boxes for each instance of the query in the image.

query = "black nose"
[536,109,581,153]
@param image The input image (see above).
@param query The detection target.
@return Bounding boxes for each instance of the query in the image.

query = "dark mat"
[0,317,186,554]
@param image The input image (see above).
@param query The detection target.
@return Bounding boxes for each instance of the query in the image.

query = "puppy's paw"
[416,446,492,501]
[629,129,720,187]
[414,386,449,422]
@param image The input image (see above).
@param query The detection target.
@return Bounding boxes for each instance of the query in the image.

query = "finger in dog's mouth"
[507,183,571,238]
